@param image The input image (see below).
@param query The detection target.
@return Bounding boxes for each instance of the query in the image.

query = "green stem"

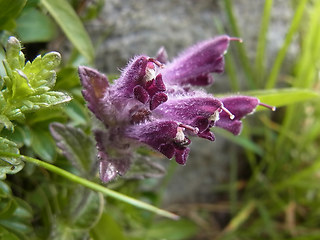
[1,152,179,220]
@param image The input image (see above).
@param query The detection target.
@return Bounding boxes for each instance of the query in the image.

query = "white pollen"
[209,110,220,122]
[175,127,185,142]
[145,67,156,82]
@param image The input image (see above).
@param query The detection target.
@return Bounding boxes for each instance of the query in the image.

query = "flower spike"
[78,35,274,182]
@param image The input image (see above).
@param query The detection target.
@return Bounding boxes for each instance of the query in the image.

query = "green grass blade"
[241,88,320,110]
[41,0,94,63]
[294,0,320,88]
[265,0,308,89]
[255,0,273,86]
[222,0,256,89]
[274,157,320,191]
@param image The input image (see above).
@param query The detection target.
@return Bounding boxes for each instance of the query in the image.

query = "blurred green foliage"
[0,0,319,239]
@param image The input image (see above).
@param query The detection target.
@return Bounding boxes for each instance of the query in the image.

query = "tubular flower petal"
[215,96,259,135]
[79,35,272,182]
[160,35,240,86]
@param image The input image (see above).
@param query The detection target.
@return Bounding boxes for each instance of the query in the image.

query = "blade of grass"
[276,1,320,151]
[0,152,180,220]
[294,0,320,88]
[222,0,256,89]
[274,156,320,191]
[255,0,273,86]
[256,202,279,240]
[214,17,240,91]
[41,0,94,63]
[265,0,308,89]
[222,200,256,233]
[214,128,264,156]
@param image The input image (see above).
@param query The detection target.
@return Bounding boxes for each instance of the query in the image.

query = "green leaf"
[41,0,94,62]
[0,115,14,132]
[63,99,89,126]
[0,46,6,78]
[30,129,56,163]
[90,212,126,240]
[68,188,104,230]
[24,52,61,90]
[16,8,57,43]
[145,219,198,240]
[2,37,71,110]
[0,182,33,238]
[0,226,20,240]
[56,67,80,90]
[50,188,103,240]
[0,138,24,179]
[4,37,25,71]
[242,88,320,110]
[0,0,26,31]
[25,91,71,110]
[50,123,96,175]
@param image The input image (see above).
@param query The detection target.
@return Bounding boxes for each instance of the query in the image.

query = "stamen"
[148,58,165,68]
[221,105,235,120]
[259,102,276,111]
[175,127,186,142]
[145,62,156,82]
[179,123,199,134]
[229,37,243,43]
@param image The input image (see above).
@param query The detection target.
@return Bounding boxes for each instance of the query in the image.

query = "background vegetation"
[0,0,320,239]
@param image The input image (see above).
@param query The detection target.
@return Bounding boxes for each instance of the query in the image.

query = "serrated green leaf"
[50,123,95,175]
[239,88,320,110]
[68,188,104,230]
[10,69,34,100]
[3,37,70,108]
[0,115,14,132]
[0,138,24,179]
[41,0,94,62]
[0,0,26,31]
[25,91,71,110]
[4,37,25,71]
[23,52,61,90]
[16,8,57,43]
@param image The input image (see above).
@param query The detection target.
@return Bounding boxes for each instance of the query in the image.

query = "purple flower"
[79,35,275,182]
